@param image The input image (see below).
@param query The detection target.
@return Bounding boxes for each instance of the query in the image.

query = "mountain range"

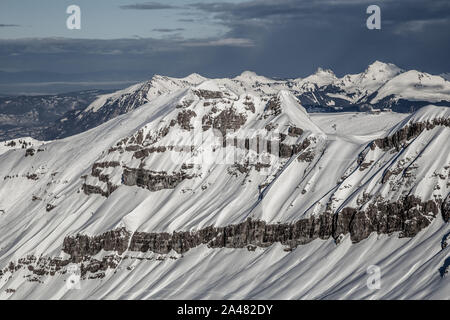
[1,61,450,142]
[0,90,112,141]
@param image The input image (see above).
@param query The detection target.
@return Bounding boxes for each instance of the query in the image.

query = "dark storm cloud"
[120,2,178,10]
[0,36,257,79]
[188,0,450,38]
[0,38,182,56]
[187,0,450,76]
[0,24,20,27]
[190,0,450,24]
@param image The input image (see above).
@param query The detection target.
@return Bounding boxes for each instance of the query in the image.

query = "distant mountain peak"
[315,67,335,76]
[364,60,403,76]
[239,70,259,77]
[181,73,207,84]
[298,67,337,88]
[234,70,273,83]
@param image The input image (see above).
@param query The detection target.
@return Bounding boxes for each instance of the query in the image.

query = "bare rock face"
[440,258,450,278]
[0,252,122,282]
[193,89,223,99]
[25,148,35,157]
[372,118,450,151]
[288,126,304,137]
[122,167,195,192]
[9,194,443,283]
[63,216,334,259]
[279,138,311,158]
[264,97,282,117]
[297,150,315,162]
[202,107,247,135]
[207,215,333,250]
[82,161,120,197]
[243,96,256,113]
[62,228,130,263]
[442,194,450,222]
[333,195,438,242]
[61,195,442,260]
[3,194,434,280]
[177,110,197,131]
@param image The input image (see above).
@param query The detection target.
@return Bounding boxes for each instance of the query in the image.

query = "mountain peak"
[365,60,402,75]
[315,67,335,76]
[234,71,273,83]
[181,73,207,84]
[299,67,337,87]
[239,70,259,77]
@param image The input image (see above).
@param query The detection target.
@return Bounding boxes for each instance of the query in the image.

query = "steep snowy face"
[0,75,449,299]
[85,74,207,114]
[371,71,450,103]
[47,74,206,139]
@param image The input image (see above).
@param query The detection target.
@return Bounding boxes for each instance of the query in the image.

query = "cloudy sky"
[0,0,449,94]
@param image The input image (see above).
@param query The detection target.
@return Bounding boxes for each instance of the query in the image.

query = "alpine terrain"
[0,61,449,299]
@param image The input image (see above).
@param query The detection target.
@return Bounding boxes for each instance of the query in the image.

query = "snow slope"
[371,71,450,103]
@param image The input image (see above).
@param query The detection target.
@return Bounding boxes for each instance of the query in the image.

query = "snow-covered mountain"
[44,74,206,139]
[43,61,450,141]
[1,62,448,143]
[0,71,448,299]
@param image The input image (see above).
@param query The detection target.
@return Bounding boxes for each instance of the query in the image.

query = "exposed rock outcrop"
[0,195,441,282]
[62,228,130,263]
[202,107,247,135]
[333,195,438,242]
[442,193,450,222]
[194,89,223,99]
[264,96,282,117]
[177,110,197,131]
[63,216,334,260]
[122,167,195,192]
[82,161,121,197]
[372,118,450,151]
[61,196,441,261]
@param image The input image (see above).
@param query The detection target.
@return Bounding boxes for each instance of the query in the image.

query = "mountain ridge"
[45,61,450,140]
